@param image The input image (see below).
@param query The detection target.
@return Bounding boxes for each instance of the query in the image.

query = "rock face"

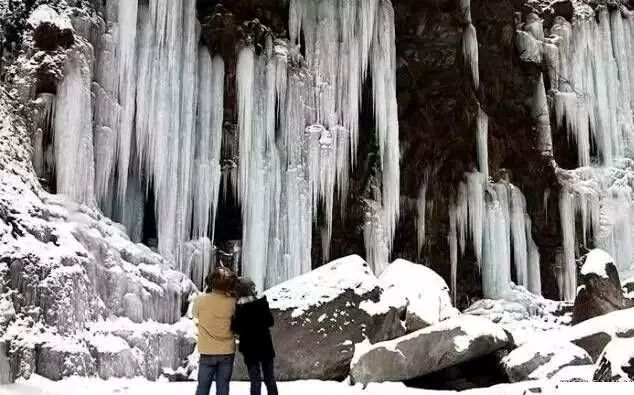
[560,308,634,361]
[0,90,196,382]
[234,255,405,381]
[501,340,591,382]
[349,315,510,385]
[573,249,626,324]
[378,259,459,332]
[593,338,634,382]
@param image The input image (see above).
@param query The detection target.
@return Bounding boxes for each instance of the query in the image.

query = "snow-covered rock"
[349,315,510,385]
[88,334,139,379]
[573,249,625,324]
[501,340,591,382]
[593,338,634,382]
[26,5,75,51]
[378,259,458,332]
[233,255,405,381]
[557,308,634,360]
[463,285,570,345]
[0,87,196,382]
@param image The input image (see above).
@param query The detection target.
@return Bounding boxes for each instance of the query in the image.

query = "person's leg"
[261,359,278,395]
[195,356,216,395]
[246,360,262,395]
[215,354,234,395]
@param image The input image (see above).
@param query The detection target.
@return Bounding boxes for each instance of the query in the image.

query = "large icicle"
[54,48,95,205]
[193,48,225,246]
[114,0,138,203]
[476,106,489,180]
[462,24,479,90]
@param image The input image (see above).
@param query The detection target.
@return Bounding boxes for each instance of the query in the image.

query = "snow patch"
[580,249,613,279]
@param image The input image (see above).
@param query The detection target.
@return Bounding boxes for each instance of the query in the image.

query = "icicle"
[449,205,459,305]
[237,46,255,203]
[333,125,350,215]
[476,106,489,180]
[193,49,225,246]
[524,13,544,41]
[416,171,429,257]
[559,189,577,301]
[364,201,389,275]
[526,217,542,295]
[481,188,511,299]
[510,185,529,287]
[306,124,324,215]
[32,93,56,178]
[462,24,479,90]
[372,0,401,251]
[466,172,485,266]
[54,48,95,205]
[319,127,337,262]
[531,73,553,156]
[114,0,139,203]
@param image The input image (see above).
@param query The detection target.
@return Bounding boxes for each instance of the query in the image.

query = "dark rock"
[0,340,14,384]
[572,249,625,324]
[36,342,95,381]
[235,255,405,381]
[593,338,634,382]
[350,315,510,385]
[405,349,511,391]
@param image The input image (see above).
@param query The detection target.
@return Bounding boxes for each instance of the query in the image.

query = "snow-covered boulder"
[27,5,75,51]
[623,275,634,308]
[88,334,139,379]
[378,259,458,332]
[234,255,405,381]
[349,315,510,385]
[35,339,95,381]
[501,340,591,382]
[558,307,634,360]
[593,338,634,382]
[573,249,625,324]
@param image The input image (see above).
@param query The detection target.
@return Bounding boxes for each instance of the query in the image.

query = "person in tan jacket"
[193,267,237,395]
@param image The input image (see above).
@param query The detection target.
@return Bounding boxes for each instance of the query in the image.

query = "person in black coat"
[231,278,278,395]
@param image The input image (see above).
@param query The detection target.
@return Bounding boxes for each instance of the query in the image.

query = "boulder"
[572,249,625,324]
[35,340,95,381]
[501,340,591,382]
[593,338,634,382]
[0,340,13,384]
[378,259,459,332]
[349,315,511,385]
[88,334,140,379]
[235,255,405,381]
[623,275,634,308]
[560,308,634,360]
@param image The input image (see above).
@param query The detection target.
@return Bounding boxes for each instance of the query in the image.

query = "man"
[193,267,237,395]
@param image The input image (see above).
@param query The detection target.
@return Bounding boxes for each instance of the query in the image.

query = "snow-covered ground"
[4,375,634,395]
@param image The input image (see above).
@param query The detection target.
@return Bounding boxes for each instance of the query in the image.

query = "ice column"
[54,47,95,205]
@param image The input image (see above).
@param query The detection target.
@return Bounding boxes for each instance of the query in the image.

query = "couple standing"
[193,267,278,395]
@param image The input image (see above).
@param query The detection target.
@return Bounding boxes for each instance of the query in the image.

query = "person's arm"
[263,298,274,328]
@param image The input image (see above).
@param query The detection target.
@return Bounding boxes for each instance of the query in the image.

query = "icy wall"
[2,0,634,306]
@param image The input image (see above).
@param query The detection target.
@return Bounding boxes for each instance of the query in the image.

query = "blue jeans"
[246,359,278,395]
[195,354,234,395]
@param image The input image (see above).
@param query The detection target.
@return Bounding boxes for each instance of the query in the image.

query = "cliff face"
[195,0,583,305]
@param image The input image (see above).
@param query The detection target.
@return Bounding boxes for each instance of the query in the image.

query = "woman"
[232,278,278,395]
[193,267,237,395]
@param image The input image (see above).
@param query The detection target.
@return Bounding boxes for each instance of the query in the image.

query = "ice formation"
[450,172,542,300]
[38,0,402,288]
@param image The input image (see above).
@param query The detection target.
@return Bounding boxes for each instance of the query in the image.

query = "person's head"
[235,277,257,298]
[206,267,236,294]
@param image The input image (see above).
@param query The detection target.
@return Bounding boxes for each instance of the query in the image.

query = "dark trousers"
[246,359,278,395]
[195,354,234,395]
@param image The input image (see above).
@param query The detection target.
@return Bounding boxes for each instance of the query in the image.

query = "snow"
[502,340,590,381]
[265,255,379,318]
[378,259,458,328]
[27,5,73,31]
[88,334,129,354]
[595,338,634,380]
[580,249,613,279]
[550,364,594,382]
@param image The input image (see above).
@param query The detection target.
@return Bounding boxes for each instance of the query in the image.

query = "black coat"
[231,296,276,364]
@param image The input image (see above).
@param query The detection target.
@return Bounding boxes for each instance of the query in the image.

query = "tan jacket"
[193,291,236,355]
